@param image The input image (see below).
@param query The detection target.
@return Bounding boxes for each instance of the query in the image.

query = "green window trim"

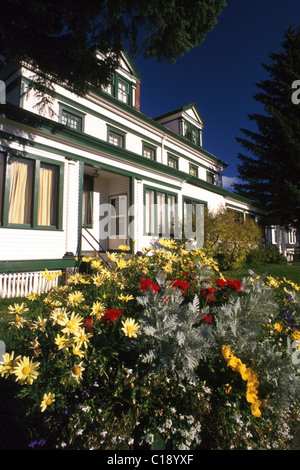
[183,196,206,233]
[102,72,134,107]
[0,151,64,230]
[143,185,178,237]
[107,125,126,149]
[167,154,179,170]
[189,163,198,178]
[180,119,202,147]
[206,171,215,185]
[142,141,157,161]
[58,103,85,132]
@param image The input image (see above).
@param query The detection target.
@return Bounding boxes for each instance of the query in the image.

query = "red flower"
[216,278,242,292]
[140,278,160,294]
[101,309,123,325]
[170,279,190,295]
[201,287,215,303]
[84,318,93,331]
[202,315,212,323]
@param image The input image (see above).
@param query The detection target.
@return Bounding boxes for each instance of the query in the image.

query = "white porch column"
[64,160,79,257]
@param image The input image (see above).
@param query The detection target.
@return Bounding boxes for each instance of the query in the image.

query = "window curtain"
[82,176,92,226]
[37,164,57,226]
[8,157,33,224]
[0,154,4,221]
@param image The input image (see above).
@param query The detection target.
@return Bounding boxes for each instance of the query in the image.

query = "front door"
[108,194,128,250]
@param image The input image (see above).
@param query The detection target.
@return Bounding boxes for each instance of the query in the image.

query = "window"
[37,163,58,226]
[144,187,177,237]
[109,195,127,238]
[181,120,201,146]
[61,109,82,131]
[82,175,93,227]
[189,164,198,177]
[168,155,178,169]
[0,153,5,223]
[143,144,156,161]
[183,197,205,239]
[0,153,63,229]
[118,78,130,104]
[8,156,34,225]
[108,127,125,148]
[206,171,214,184]
[102,74,115,96]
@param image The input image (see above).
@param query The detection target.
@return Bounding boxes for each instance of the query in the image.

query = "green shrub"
[246,246,287,266]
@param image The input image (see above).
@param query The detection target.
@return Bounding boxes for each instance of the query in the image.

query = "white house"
[0,50,264,297]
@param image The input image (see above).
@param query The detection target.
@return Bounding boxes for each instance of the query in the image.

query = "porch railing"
[0,271,59,299]
[81,227,111,267]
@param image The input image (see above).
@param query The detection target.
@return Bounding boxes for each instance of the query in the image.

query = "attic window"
[181,120,201,146]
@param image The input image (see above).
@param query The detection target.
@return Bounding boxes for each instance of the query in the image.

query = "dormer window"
[102,72,135,107]
[181,120,201,147]
[118,78,130,104]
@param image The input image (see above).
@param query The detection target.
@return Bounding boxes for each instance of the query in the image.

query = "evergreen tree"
[0,0,226,97]
[233,26,300,227]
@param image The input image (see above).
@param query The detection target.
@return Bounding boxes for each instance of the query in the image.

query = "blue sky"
[134,0,300,190]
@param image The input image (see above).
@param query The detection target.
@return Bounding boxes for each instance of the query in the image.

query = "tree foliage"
[0,0,226,96]
[203,207,263,270]
[233,26,300,227]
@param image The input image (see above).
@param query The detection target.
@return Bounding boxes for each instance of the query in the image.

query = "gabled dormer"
[153,103,205,147]
[96,49,142,111]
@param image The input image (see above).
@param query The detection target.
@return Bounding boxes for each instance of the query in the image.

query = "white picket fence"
[0,271,60,299]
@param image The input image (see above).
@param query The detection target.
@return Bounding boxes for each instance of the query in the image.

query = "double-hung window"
[0,152,62,229]
[37,163,59,226]
[8,156,34,225]
[118,78,130,104]
[144,187,177,238]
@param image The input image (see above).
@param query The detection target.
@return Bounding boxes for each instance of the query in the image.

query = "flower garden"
[0,240,299,450]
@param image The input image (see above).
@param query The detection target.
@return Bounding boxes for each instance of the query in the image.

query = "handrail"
[81,228,111,267]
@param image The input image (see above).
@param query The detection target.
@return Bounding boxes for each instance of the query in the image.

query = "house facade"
[0,50,264,297]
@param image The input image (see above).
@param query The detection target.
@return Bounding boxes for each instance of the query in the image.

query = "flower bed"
[0,241,299,450]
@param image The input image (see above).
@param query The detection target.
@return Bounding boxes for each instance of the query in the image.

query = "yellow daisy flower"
[40,393,55,412]
[8,303,29,315]
[73,328,92,349]
[67,291,85,307]
[118,245,131,251]
[72,362,85,381]
[0,351,20,378]
[13,356,40,385]
[50,308,69,326]
[90,301,105,318]
[121,318,140,338]
[118,294,134,302]
[61,312,84,336]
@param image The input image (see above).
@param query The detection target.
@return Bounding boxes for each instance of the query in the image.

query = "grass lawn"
[222,261,300,284]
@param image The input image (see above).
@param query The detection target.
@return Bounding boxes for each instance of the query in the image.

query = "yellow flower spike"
[250,401,262,418]
[274,321,283,333]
